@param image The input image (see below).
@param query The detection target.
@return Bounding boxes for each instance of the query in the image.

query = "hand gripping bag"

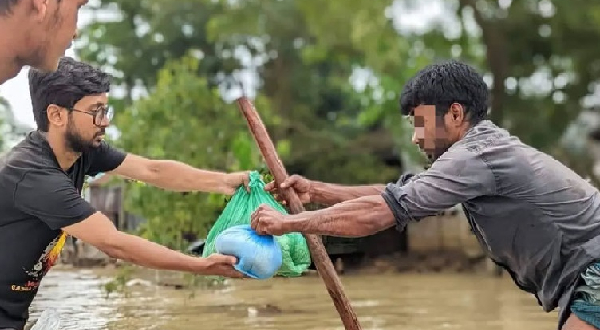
[202,171,311,278]
[214,224,283,279]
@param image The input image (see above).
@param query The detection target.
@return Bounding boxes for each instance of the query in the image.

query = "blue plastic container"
[214,224,283,279]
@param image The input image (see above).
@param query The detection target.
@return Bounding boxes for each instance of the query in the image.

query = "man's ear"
[46,104,66,128]
[31,0,49,22]
[449,103,466,124]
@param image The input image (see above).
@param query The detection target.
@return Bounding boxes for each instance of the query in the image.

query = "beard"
[421,137,452,165]
[65,122,104,154]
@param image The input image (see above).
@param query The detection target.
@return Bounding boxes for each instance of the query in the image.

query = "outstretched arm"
[266,173,417,206]
[277,195,394,237]
[86,142,248,195]
[14,170,243,278]
[252,151,495,237]
[310,173,418,205]
[109,154,248,195]
[63,212,242,277]
[309,182,385,206]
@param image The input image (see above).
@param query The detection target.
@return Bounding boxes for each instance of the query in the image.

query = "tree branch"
[458,0,509,125]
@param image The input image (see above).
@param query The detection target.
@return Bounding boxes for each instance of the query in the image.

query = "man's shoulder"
[1,132,56,167]
[452,120,515,153]
[448,121,584,186]
[0,132,61,189]
[433,120,545,182]
[449,120,538,164]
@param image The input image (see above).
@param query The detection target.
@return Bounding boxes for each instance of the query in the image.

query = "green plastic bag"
[202,171,311,277]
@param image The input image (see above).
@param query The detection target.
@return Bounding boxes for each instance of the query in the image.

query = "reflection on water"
[29,269,558,330]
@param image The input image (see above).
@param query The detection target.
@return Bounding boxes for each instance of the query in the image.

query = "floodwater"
[28,268,558,330]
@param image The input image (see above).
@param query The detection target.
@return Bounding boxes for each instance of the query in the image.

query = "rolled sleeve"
[396,172,419,186]
[382,149,496,231]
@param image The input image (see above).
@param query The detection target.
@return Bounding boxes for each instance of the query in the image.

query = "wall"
[406,206,484,258]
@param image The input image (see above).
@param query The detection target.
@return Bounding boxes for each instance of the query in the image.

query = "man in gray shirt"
[251,61,600,329]
[0,0,87,85]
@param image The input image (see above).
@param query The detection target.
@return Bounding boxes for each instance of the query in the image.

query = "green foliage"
[202,0,418,181]
[428,0,600,152]
[76,0,238,101]
[111,55,263,248]
[79,0,412,183]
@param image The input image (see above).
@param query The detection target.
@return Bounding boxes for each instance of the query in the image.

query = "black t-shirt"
[0,131,126,329]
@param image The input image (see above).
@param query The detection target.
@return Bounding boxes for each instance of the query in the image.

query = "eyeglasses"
[68,105,114,127]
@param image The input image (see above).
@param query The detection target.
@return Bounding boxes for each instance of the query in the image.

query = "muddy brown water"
[28,268,558,330]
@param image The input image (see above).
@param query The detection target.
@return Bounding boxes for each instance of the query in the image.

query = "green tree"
[451,0,600,152]
[112,55,264,249]
[287,0,600,174]
[77,0,411,186]
[199,0,413,182]
[76,0,242,105]
[292,0,600,152]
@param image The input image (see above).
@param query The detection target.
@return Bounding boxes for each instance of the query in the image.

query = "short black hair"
[0,0,20,16]
[399,60,489,124]
[28,57,111,132]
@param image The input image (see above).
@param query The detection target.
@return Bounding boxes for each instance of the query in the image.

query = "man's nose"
[97,115,111,127]
[100,117,111,127]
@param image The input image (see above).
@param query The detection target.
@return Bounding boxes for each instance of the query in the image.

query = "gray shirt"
[382,120,600,329]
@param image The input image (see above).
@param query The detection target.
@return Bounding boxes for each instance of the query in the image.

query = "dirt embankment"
[299,251,501,278]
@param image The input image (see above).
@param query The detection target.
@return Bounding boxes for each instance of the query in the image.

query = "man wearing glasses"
[0,57,248,330]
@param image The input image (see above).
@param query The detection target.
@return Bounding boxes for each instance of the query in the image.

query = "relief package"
[202,171,311,278]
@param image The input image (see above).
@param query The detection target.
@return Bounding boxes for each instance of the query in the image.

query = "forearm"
[285,195,395,237]
[310,181,386,206]
[147,160,230,194]
[104,232,209,273]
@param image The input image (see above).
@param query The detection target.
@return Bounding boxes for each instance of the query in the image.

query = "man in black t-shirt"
[0,57,249,330]
[0,0,89,85]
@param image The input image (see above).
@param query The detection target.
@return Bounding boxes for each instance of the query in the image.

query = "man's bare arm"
[310,181,386,206]
[284,195,395,237]
[271,174,418,206]
[252,153,495,238]
[62,212,241,277]
[108,154,247,195]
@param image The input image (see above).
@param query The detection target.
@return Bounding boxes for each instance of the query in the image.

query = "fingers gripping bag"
[202,171,311,279]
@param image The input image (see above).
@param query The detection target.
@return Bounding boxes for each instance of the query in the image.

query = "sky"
[0,1,453,130]
[0,67,44,129]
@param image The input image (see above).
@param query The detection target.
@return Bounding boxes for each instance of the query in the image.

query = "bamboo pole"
[236,96,362,330]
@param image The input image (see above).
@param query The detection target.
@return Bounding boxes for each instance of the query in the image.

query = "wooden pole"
[236,96,362,330]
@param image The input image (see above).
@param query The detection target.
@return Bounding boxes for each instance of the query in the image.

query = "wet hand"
[264,175,312,204]
[250,204,290,236]
[202,253,246,278]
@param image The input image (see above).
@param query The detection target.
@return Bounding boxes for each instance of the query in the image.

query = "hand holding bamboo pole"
[236,96,362,330]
